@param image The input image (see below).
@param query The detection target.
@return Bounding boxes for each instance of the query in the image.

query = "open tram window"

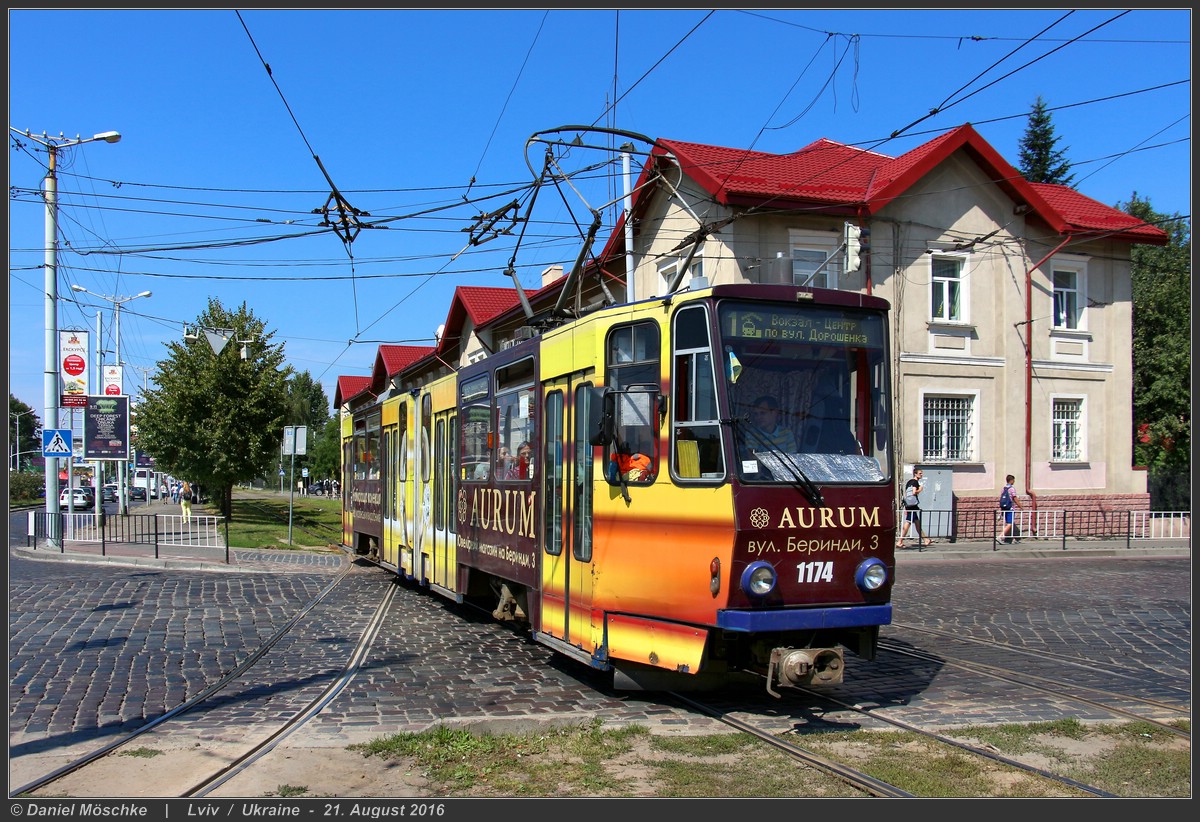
[604,322,661,485]
[671,304,724,481]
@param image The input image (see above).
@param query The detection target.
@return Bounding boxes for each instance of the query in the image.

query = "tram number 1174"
[796,561,834,584]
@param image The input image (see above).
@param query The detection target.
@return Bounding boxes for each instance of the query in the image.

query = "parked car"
[130,485,147,501]
[101,483,118,502]
[59,487,95,510]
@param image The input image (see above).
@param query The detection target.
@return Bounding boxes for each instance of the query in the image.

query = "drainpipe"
[1019,236,1073,516]
[860,207,872,296]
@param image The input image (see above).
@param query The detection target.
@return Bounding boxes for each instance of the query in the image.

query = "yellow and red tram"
[342,282,896,694]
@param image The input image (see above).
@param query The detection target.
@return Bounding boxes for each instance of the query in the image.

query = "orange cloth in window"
[611,451,652,481]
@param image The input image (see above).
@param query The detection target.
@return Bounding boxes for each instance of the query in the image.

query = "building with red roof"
[338,123,1165,519]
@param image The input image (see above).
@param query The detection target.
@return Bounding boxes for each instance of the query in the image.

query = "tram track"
[670,690,1117,797]
[877,639,1190,737]
[889,621,1191,697]
[13,561,391,798]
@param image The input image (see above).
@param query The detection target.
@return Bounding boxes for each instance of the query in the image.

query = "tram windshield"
[716,301,892,485]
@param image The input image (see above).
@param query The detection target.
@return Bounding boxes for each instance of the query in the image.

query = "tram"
[342,282,895,695]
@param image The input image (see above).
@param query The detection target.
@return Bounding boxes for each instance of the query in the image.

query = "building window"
[921,394,974,462]
[1053,266,1084,330]
[786,229,839,289]
[930,255,964,322]
[790,248,837,289]
[656,245,704,296]
[1051,397,1084,461]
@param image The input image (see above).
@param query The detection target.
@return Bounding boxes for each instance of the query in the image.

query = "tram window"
[573,384,594,563]
[447,416,457,536]
[497,385,535,480]
[434,419,445,527]
[460,375,491,481]
[543,390,564,558]
[607,389,658,484]
[421,394,432,483]
[397,402,408,482]
[495,358,536,481]
[607,322,659,389]
[672,304,725,480]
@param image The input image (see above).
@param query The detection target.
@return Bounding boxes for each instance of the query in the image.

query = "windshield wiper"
[730,417,825,507]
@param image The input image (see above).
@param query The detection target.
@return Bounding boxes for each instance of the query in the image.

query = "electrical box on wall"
[902,464,954,539]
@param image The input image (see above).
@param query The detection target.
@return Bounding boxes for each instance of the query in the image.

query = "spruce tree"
[1017,96,1076,186]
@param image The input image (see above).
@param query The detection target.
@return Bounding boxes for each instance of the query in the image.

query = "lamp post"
[10,127,121,535]
[71,284,150,516]
[10,408,36,471]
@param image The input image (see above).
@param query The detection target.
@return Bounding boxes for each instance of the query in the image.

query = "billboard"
[60,330,90,407]
[83,395,130,460]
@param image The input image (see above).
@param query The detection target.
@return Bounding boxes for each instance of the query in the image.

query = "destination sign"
[721,308,883,347]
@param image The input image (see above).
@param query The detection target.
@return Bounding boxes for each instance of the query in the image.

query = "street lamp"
[10,127,121,535]
[10,408,36,471]
[70,284,150,516]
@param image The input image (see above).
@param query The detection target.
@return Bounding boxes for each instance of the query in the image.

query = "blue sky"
[8,8,1191,418]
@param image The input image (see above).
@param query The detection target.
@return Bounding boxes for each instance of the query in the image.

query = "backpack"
[999,486,1013,510]
[182,489,193,502]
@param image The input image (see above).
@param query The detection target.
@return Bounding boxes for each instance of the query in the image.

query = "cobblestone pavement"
[8,540,1191,785]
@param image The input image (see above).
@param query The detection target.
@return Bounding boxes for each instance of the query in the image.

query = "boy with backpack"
[999,474,1021,544]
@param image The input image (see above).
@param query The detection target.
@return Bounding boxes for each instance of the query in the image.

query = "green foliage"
[280,371,334,483]
[134,298,291,519]
[9,394,41,472]
[308,415,342,481]
[1124,194,1190,509]
[1017,96,1075,186]
[9,469,43,502]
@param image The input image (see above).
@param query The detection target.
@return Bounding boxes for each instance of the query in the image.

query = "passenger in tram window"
[512,442,534,479]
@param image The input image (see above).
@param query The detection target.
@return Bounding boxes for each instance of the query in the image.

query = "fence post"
[1126,510,1132,550]
[154,514,160,559]
[224,516,230,564]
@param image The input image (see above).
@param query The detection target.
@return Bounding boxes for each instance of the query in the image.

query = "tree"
[1123,193,1190,510]
[9,394,42,472]
[134,298,291,518]
[1017,96,1076,186]
[281,371,332,485]
[308,415,342,483]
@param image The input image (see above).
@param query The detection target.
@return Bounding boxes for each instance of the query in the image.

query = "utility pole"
[10,127,121,545]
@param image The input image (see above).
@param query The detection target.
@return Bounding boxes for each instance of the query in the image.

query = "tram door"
[539,374,597,651]
[429,410,457,592]
[411,391,433,584]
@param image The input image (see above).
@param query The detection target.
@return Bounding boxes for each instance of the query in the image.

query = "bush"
[9,470,44,502]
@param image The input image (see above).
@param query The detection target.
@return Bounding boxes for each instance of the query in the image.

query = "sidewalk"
[894,535,1189,560]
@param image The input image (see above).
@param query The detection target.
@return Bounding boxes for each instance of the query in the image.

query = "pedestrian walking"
[180,481,194,524]
[897,467,932,549]
[998,473,1022,544]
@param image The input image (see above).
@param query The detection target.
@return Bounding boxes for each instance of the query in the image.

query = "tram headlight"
[740,561,777,598]
[855,557,889,592]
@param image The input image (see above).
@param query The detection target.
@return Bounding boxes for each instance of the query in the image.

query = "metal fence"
[19,510,230,563]
[898,507,1190,550]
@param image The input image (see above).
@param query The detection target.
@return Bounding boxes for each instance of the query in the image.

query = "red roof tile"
[333,375,373,407]
[652,124,1167,244]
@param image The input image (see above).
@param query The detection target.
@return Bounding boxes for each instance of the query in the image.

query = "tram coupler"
[765,647,844,698]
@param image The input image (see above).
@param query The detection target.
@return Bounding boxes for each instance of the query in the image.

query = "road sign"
[42,429,73,458]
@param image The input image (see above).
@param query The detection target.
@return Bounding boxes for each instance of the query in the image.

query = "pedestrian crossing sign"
[42,427,72,458]
[43,429,73,457]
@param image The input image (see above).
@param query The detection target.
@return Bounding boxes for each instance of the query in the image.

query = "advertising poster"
[83,395,130,460]
[59,330,89,407]
[102,364,124,395]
